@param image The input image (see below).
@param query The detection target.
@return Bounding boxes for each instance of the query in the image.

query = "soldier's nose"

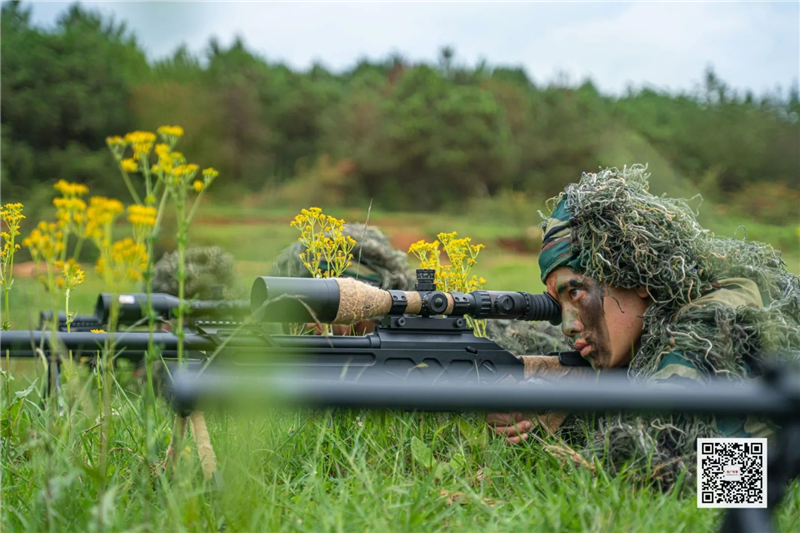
[561,315,582,338]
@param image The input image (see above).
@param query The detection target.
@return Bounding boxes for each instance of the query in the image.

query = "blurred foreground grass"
[2,370,799,532]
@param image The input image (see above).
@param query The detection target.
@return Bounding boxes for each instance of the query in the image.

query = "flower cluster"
[409,231,487,335]
[21,221,86,294]
[1,203,25,325]
[124,131,157,160]
[107,126,217,203]
[127,204,157,243]
[53,259,85,290]
[290,207,356,278]
[409,232,486,293]
[85,197,124,244]
[96,237,148,286]
[157,125,184,148]
[1,203,24,263]
[54,180,89,197]
[22,221,65,264]
[53,180,89,237]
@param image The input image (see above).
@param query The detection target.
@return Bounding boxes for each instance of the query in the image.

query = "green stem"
[118,167,142,205]
[99,297,120,485]
[185,188,207,226]
[65,288,71,333]
[176,195,186,366]
[3,283,9,330]
[141,155,153,198]
[73,237,85,264]
[142,191,169,464]
[3,229,16,329]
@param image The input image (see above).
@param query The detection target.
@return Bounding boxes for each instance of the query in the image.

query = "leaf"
[434,461,452,480]
[14,381,37,400]
[448,453,467,472]
[410,436,434,469]
[90,485,118,533]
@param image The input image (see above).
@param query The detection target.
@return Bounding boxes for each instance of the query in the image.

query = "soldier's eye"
[568,288,582,299]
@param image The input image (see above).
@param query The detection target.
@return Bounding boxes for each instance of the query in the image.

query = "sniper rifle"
[0,270,588,384]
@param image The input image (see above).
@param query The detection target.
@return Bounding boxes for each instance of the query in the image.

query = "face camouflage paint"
[547,267,648,369]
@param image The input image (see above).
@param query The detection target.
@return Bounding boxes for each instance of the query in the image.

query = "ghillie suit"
[270,223,414,291]
[150,246,236,299]
[538,164,800,490]
[486,319,572,356]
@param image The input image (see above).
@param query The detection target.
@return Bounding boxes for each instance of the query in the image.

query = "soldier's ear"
[635,286,650,300]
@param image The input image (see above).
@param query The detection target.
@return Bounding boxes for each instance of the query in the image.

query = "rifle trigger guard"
[387,290,408,315]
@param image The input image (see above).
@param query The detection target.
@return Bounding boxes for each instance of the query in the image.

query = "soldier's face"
[545,267,650,369]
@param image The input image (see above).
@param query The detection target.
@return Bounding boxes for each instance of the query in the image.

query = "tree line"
[2,1,798,223]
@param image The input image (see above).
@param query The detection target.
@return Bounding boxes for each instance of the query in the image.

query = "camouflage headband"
[538,197,581,282]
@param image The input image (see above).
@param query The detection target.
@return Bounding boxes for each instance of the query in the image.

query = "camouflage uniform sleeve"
[576,350,776,491]
[651,351,776,439]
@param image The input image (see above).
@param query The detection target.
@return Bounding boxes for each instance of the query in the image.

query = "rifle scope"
[95,293,251,325]
[250,269,562,324]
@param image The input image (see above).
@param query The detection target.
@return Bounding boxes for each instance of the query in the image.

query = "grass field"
[3,198,800,532]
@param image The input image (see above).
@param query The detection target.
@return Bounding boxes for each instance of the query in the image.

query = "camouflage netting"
[544,164,800,490]
[270,223,414,291]
[150,246,236,299]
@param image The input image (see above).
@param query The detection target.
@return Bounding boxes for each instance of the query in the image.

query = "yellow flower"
[54,180,89,197]
[127,204,157,242]
[127,204,157,225]
[291,207,355,278]
[105,136,127,160]
[157,125,184,139]
[85,196,124,242]
[155,143,170,158]
[90,329,105,334]
[96,237,148,285]
[22,224,65,264]
[202,167,219,181]
[120,158,138,173]
[53,197,87,230]
[124,131,157,158]
[60,259,85,289]
[192,180,204,193]
[1,203,25,228]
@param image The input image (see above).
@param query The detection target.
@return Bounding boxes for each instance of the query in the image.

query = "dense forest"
[2,1,798,224]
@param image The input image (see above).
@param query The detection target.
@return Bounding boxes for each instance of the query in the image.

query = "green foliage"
[3,2,799,226]
[1,1,147,197]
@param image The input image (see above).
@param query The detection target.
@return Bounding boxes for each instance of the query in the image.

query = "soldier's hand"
[486,412,533,444]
